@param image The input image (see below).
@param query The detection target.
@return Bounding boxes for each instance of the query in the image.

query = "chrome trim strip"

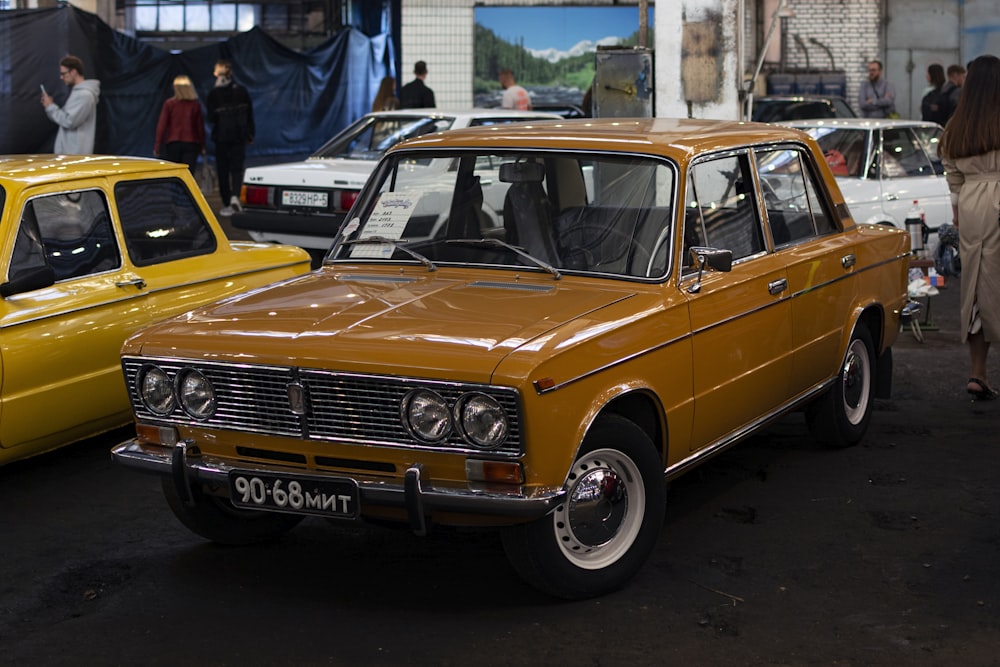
[111,438,564,520]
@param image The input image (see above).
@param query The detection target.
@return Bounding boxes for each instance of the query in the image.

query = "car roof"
[362,108,563,121]
[0,155,182,187]
[755,94,848,102]
[784,118,943,130]
[392,117,816,158]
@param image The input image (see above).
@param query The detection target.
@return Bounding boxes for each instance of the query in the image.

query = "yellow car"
[111,119,913,599]
[0,155,311,466]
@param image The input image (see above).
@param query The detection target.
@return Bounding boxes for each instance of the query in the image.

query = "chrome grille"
[122,357,522,456]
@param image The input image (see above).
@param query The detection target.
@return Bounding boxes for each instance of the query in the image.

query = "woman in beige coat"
[939,54,1000,400]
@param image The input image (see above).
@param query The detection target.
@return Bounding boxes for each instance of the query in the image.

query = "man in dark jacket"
[400,61,436,109]
[207,59,254,217]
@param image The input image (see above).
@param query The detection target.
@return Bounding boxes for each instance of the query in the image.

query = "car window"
[755,147,837,246]
[15,190,120,282]
[683,154,763,267]
[806,127,869,178]
[912,125,944,174]
[313,116,454,159]
[115,178,216,266]
[467,116,552,127]
[880,127,935,178]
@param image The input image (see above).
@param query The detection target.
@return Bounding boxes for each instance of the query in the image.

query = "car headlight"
[401,388,451,443]
[139,365,175,416]
[177,369,216,420]
[455,393,508,449]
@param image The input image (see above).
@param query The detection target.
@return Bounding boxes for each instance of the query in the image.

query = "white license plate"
[282,190,328,208]
[229,470,358,518]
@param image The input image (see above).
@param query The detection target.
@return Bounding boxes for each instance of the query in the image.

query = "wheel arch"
[595,389,667,466]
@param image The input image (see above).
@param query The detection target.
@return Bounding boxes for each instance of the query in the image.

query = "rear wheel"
[161,478,304,545]
[806,321,876,447]
[501,415,665,599]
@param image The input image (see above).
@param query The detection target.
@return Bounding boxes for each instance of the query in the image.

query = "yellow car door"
[0,187,142,455]
[681,153,794,449]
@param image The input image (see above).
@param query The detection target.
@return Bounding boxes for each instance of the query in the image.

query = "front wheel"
[501,415,665,599]
[161,478,304,545]
[806,321,876,447]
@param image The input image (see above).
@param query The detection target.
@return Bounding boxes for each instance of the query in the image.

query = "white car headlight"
[401,388,451,443]
[455,393,508,449]
[177,369,216,420]
[139,365,175,416]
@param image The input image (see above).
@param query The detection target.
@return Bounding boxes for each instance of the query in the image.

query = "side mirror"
[0,264,56,297]
[686,246,733,294]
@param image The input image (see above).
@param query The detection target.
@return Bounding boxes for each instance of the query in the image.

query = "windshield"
[329,150,677,280]
[311,115,454,160]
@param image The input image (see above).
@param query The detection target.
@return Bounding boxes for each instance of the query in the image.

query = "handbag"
[196,161,216,196]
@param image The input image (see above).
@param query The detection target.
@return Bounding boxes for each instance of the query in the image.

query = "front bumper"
[111,438,564,534]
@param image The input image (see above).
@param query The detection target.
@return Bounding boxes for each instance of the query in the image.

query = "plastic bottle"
[904,200,925,256]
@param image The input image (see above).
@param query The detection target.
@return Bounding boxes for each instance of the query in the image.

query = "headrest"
[499,161,545,184]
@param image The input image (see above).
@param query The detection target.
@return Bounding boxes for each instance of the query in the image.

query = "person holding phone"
[40,55,101,154]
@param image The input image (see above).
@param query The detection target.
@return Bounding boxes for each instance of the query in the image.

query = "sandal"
[967,378,998,401]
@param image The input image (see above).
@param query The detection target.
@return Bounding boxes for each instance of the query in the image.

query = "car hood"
[244,158,376,188]
[128,268,640,384]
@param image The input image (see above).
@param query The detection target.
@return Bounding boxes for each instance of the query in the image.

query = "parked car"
[112,119,913,599]
[752,94,857,123]
[785,119,947,255]
[232,109,562,264]
[0,155,311,467]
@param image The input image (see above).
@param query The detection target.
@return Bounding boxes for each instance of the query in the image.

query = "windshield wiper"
[446,238,561,280]
[341,236,437,271]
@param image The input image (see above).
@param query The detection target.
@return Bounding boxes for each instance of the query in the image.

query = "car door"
[681,152,793,450]
[876,126,950,231]
[754,145,857,390]
[0,186,141,453]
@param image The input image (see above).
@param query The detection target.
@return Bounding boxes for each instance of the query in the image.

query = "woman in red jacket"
[154,75,206,173]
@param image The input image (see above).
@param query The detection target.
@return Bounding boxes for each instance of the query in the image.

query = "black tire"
[806,321,876,448]
[501,415,666,599]
[161,477,304,545]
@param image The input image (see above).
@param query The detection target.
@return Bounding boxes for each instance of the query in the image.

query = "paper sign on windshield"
[350,193,421,258]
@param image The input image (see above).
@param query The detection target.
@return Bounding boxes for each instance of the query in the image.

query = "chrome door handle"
[885,193,899,201]
[115,277,147,289]
[841,254,856,269]
[768,278,787,295]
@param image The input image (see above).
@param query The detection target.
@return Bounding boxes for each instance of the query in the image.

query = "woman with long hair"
[938,55,1000,399]
[372,76,399,112]
[154,75,206,174]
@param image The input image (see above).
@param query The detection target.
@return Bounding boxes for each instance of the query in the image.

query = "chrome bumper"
[111,438,564,535]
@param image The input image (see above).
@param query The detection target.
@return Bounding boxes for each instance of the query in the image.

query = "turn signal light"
[244,184,271,206]
[466,459,524,484]
[136,422,179,446]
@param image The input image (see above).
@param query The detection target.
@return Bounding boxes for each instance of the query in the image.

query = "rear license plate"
[282,190,328,208]
[229,470,358,518]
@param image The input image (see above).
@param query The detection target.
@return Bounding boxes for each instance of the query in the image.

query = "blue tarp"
[0,5,394,158]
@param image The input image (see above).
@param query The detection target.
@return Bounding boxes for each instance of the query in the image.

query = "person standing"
[399,61,435,109]
[154,75,206,174]
[858,60,897,118]
[40,55,100,154]
[372,76,399,112]
[207,59,254,217]
[921,63,949,125]
[499,69,532,111]
[939,64,966,124]
[937,54,1000,400]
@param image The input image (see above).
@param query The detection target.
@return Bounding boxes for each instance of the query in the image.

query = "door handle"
[115,277,147,290]
[841,254,856,269]
[767,278,787,295]
[885,192,899,201]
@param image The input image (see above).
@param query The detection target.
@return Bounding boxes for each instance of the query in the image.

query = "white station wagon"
[232,109,561,263]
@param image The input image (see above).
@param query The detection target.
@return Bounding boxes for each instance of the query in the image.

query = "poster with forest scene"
[474,6,655,114]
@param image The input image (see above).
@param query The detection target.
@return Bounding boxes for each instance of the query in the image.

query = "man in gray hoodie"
[41,55,100,154]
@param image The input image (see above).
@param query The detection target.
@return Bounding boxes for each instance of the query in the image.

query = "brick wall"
[401,0,476,108]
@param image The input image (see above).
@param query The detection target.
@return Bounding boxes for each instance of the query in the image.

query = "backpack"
[921,87,950,125]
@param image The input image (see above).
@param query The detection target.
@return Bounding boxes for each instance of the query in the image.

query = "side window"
[115,178,216,266]
[755,147,836,246]
[684,155,763,264]
[881,128,934,178]
[22,190,120,282]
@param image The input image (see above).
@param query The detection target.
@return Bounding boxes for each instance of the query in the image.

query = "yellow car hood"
[129,268,639,383]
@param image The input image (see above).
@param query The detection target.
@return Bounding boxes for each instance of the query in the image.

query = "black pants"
[164,141,201,174]
[215,141,247,203]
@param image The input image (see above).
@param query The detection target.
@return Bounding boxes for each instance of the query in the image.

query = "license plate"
[229,470,358,518]
[282,190,328,208]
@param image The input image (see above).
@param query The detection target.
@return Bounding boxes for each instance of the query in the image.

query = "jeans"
[215,141,247,203]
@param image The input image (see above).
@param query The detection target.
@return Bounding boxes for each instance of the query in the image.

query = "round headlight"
[177,369,216,420]
[401,388,451,443]
[455,393,508,449]
[139,365,175,416]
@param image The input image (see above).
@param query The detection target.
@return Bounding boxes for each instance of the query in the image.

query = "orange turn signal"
[466,459,524,484]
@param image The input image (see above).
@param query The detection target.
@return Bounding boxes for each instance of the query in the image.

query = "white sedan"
[785,119,948,255]
[233,109,561,264]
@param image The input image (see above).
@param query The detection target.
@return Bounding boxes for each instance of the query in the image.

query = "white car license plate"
[282,190,328,208]
[229,470,358,518]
